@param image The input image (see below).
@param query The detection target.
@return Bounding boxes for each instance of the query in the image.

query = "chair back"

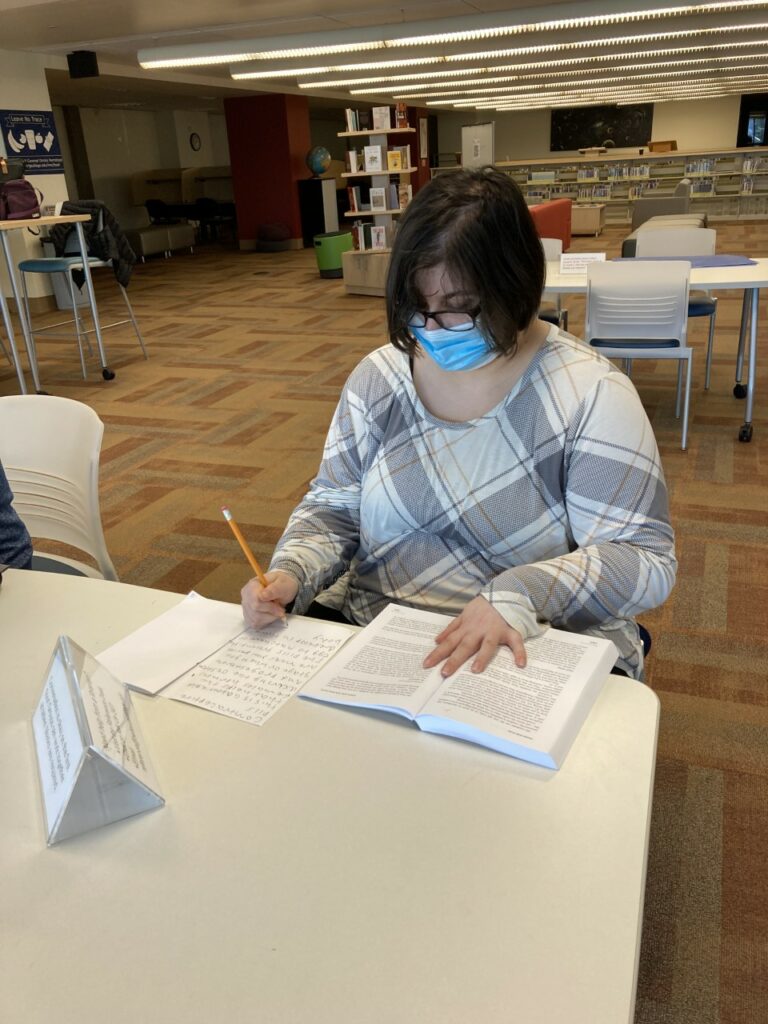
[634,227,716,258]
[540,237,562,261]
[0,395,117,580]
[585,261,691,344]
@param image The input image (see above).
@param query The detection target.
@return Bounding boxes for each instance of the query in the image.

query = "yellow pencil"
[221,506,269,587]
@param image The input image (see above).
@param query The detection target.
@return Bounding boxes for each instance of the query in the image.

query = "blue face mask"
[409,323,498,372]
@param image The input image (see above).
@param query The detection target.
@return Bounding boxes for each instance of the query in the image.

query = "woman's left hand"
[423,595,527,676]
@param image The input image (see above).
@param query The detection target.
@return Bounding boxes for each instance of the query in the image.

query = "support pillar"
[224,94,311,251]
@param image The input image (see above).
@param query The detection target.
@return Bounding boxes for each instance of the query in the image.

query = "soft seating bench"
[529,198,572,250]
[621,213,708,257]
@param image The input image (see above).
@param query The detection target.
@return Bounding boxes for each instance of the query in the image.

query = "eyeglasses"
[409,307,481,332]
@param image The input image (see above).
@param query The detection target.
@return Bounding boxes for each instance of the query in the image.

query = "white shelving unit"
[338,125,415,296]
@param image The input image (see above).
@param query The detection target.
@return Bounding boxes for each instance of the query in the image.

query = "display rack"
[338,125,416,296]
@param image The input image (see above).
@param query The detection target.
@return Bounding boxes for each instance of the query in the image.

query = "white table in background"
[0,571,660,1024]
[0,213,106,393]
[545,256,768,442]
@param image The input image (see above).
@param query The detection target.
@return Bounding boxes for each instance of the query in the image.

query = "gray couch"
[125,214,195,261]
[629,178,693,231]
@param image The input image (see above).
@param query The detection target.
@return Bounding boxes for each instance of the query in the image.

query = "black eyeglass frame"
[409,307,482,332]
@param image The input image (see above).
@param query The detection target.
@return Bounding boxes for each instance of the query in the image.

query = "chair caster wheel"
[738,423,753,442]
[102,367,116,381]
[733,383,747,399]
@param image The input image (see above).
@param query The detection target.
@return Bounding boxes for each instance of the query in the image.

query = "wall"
[436,96,741,162]
[78,108,230,228]
[0,48,70,300]
[651,96,740,151]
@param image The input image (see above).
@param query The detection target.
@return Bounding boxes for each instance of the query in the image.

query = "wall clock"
[189,132,202,152]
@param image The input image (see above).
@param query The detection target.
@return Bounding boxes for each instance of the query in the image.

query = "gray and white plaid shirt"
[271,329,676,678]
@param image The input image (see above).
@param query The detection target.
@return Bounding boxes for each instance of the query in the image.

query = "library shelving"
[432,146,768,224]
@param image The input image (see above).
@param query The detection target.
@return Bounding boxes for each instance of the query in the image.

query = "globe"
[306,146,332,177]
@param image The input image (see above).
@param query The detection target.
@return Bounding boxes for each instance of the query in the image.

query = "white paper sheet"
[162,616,352,726]
[96,592,246,694]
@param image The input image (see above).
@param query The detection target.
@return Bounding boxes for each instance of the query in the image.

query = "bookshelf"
[339,114,416,296]
[432,146,768,224]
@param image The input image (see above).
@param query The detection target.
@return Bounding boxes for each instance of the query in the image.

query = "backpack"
[0,178,42,221]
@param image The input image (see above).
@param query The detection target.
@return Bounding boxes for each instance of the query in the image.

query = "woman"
[242,168,676,679]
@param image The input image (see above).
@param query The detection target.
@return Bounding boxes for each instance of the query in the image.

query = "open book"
[301,604,618,769]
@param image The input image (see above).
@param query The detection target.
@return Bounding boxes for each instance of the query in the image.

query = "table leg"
[0,230,40,393]
[733,290,749,400]
[73,222,114,381]
[738,287,757,442]
[0,287,28,394]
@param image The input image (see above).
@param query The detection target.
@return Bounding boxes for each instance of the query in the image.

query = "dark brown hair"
[386,166,545,358]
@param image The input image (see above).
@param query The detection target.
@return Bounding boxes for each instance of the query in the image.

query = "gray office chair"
[585,261,693,450]
[538,237,568,331]
[633,227,718,389]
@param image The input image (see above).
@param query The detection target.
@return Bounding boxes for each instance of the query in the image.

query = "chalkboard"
[550,104,653,152]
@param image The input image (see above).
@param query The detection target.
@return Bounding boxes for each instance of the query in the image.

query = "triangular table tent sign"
[32,635,165,845]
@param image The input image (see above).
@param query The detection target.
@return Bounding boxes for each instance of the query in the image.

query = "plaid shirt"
[271,330,676,678]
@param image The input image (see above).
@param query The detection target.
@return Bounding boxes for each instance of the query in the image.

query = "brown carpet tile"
[1,222,767,1022]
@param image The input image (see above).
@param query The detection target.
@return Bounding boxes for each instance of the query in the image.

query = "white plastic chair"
[0,394,118,579]
[585,261,693,450]
[634,227,719,390]
[539,237,568,331]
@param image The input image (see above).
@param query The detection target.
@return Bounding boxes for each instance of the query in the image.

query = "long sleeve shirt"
[270,328,677,678]
[0,460,32,570]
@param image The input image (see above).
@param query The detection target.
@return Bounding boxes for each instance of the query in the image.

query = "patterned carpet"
[1,222,767,1022]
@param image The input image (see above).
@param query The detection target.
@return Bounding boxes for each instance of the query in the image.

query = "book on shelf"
[398,182,413,209]
[344,108,358,132]
[363,145,383,172]
[369,186,387,212]
[394,102,409,129]
[372,105,392,130]
[369,225,388,250]
[345,149,360,173]
[300,604,617,769]
[386,149,403,171]
[346,185,362,213]
[358,109,372,131]
[391,144,411,169]
[691,178,715,195]
[387,182,399,209]
[741,176,754,195]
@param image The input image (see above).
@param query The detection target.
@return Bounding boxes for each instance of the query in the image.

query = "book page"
[420,629,616,760]
[301,603,451,717]
[162,617,352,726]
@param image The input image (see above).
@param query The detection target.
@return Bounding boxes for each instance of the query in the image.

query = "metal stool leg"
[675,360,683,418]
[681,353,692,451]
[67,273,88,379]
[18,271,42,392]
[73,222,114,380]
[118,284,148,359]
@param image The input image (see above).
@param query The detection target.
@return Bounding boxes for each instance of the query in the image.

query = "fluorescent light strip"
[459,78,768,108]
[384,52,768,94]
[298,24,768,88]
[141,0,768,68]
[456,71,768,101]
[237,38,768,82]
[232,57,445,80]
[401,65,768,100]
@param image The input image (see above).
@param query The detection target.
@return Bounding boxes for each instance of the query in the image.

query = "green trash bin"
[314,230,354,279]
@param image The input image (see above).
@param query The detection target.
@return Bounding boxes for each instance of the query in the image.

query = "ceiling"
[4,0,768,114]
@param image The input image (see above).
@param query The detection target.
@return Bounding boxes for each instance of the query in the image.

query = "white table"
[0,571,660,1024]
[0,213,110,393]
[545,257,768,442]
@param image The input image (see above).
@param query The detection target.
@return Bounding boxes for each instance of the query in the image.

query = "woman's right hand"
[241,570,299,629]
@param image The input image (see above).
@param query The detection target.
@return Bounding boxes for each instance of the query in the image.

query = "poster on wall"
[0,109,64,173]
